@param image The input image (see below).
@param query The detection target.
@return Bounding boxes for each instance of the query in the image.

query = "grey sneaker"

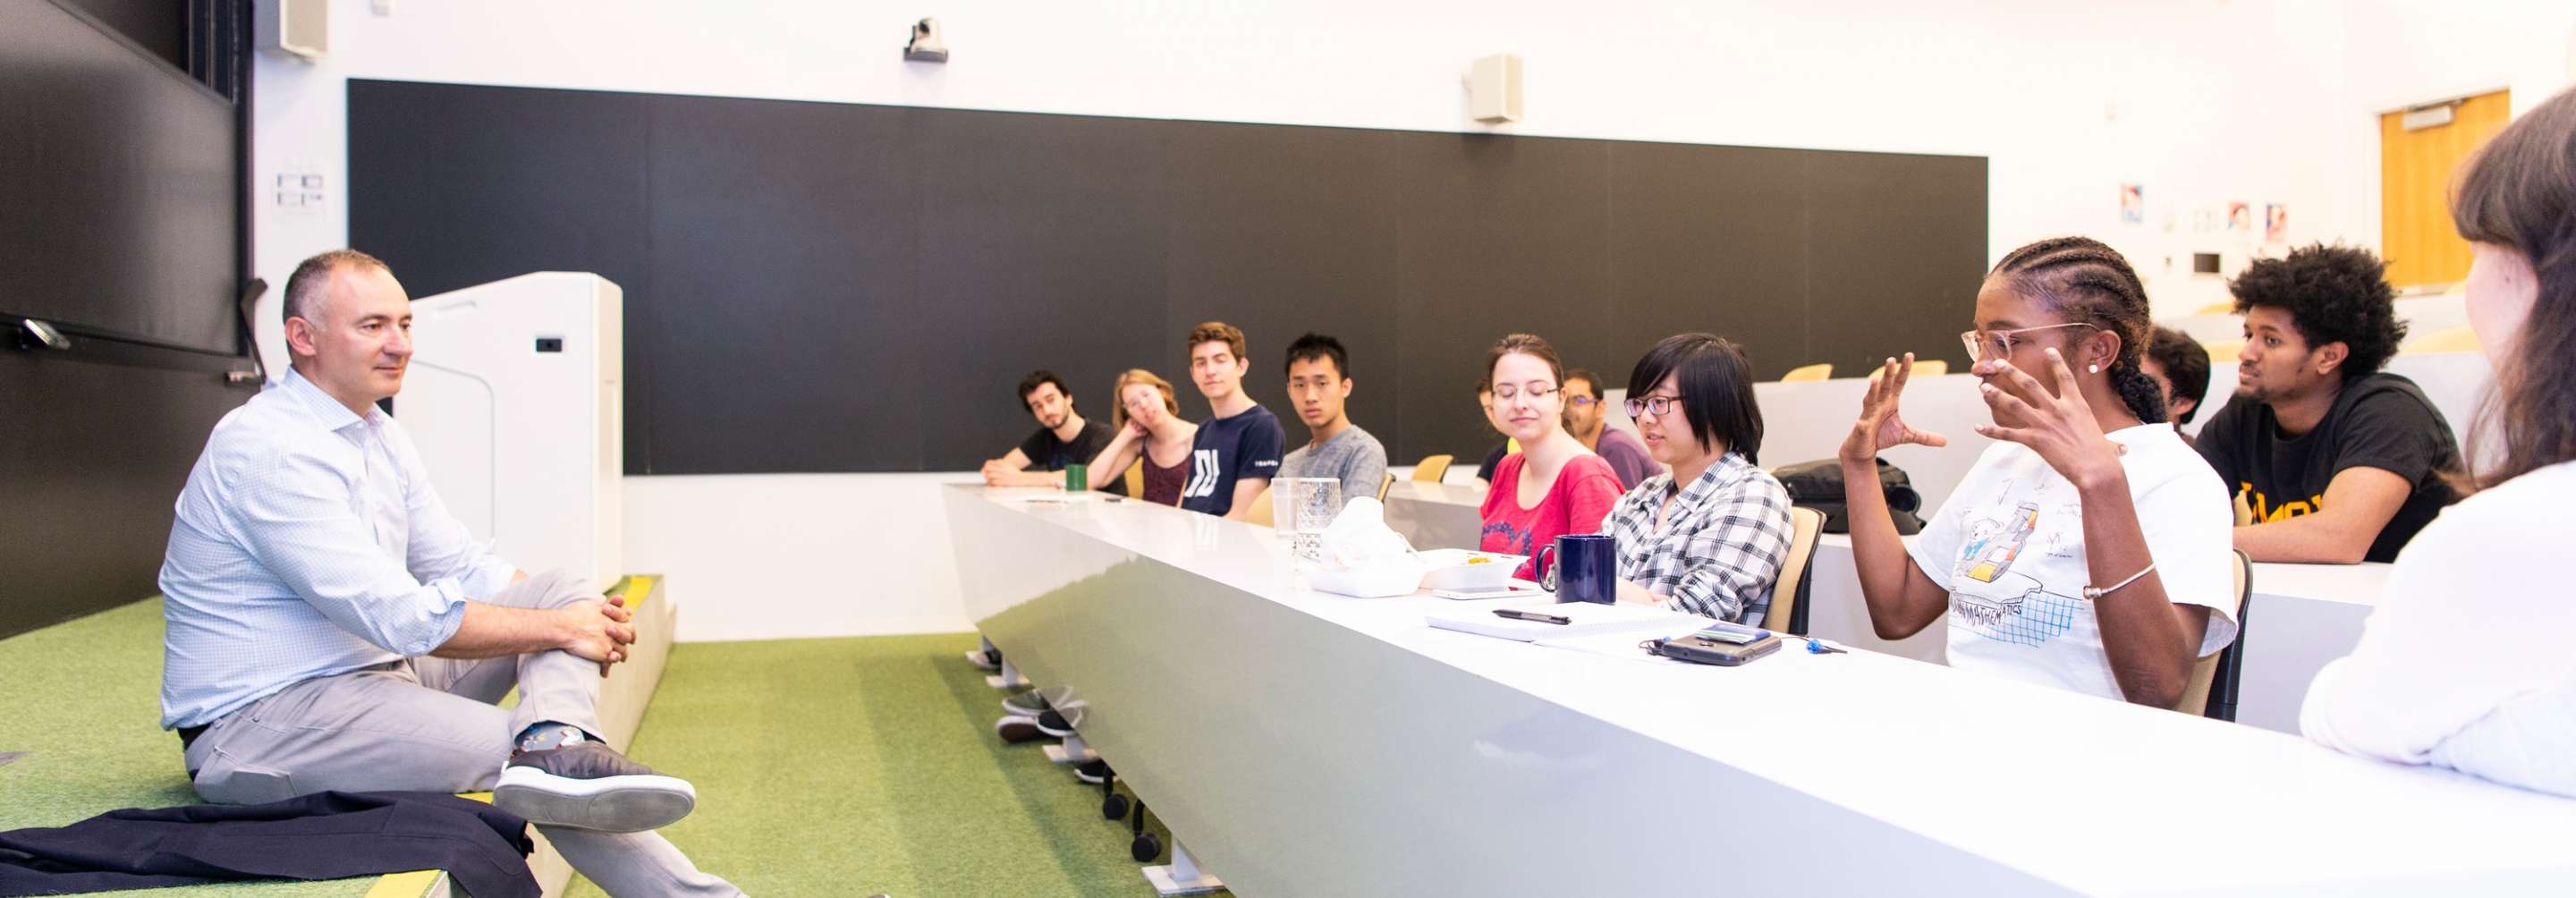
[1000,690,1051,717]
[965,648,1002,672]
[1073,759,1112,784]
[494,742,695,833]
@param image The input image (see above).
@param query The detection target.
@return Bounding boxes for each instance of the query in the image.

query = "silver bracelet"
[2081,562,2157,601]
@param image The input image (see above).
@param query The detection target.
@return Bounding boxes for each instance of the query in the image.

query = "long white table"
[948,484,2576,896]
[1387,462,2399,734]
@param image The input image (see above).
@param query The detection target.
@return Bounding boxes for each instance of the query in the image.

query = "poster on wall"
[2265,204,2289,242]
[2120,184,2144,224]
[2226,202,2252,233]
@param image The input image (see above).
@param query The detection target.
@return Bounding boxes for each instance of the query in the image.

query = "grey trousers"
[184,571,744,898]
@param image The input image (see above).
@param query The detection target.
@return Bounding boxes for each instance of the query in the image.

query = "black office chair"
[2199,549,2253,722]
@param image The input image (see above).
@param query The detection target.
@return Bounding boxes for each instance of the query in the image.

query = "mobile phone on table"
[1649,633,1783,666]
[1692,621,1772,645]
[1432,586,1546,601]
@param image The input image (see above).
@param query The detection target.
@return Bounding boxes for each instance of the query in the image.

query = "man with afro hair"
[2195,243,2461,563]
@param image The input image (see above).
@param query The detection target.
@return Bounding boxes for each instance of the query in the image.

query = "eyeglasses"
[1961,323,2095,360]
[1624,395,1686,418]
[1566,395,1598,407]
[1491,383,1557,401]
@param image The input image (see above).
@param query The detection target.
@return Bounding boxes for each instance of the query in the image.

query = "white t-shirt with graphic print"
[1908,424,2239,701]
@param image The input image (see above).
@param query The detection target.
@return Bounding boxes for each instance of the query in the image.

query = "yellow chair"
[2402,326,2481,355]
[2175,549,2254,719]
[1244,485,1275,526]
[2204,340,2243,364]
[1123,460,1145,498]
[1411,454,1453,483]
[2192,301,2236,316]
[1866,358,1947,380]
[1761,507,1828,635]
[1376,471,1394,502]
[1781,363,1833,382]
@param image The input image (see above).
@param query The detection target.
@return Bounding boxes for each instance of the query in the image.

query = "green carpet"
[0,598,370,898]
[569,634,1225,898]
[0,600,1222,898]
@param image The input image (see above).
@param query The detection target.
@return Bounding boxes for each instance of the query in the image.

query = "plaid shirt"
[1596,452,1793,623]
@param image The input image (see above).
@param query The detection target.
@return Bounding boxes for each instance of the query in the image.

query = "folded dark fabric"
[0,791,538,898]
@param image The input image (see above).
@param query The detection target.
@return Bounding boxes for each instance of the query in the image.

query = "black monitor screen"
[0,0,238,353]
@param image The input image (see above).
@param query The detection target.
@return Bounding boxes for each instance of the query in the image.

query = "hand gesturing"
[1841,353,1950,463]
[1971,348,2125,490]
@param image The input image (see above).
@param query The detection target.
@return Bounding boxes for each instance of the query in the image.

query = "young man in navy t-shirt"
[1179,321,1285,519]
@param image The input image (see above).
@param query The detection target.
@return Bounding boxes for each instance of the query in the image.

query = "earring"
[2088,364,2100,374]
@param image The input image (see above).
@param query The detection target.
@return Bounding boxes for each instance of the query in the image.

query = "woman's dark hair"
[2145,327,2210,424]
[2451,85,2576,490]
[1627,334,1765,465]
[1987,237,2166,426]
[1484,333,1564,388]
[2227,243,2406,377]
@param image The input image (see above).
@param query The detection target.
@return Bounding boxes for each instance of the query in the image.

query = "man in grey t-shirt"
[1278,333,1389,501]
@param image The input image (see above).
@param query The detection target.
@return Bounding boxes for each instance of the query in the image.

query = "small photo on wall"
[2120,184,2144,224]
[2265,204,2289,242]
[2226,202,2253,233]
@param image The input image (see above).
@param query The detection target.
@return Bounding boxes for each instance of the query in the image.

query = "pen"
[1493,609,1572,625]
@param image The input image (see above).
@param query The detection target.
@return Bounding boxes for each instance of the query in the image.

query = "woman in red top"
[1477,334,1627,581]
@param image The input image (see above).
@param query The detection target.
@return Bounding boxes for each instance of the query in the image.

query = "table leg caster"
[1101,776,1129,820]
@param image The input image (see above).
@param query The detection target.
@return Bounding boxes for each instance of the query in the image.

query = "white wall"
[623,473,979,641]
[248,0,2572,640]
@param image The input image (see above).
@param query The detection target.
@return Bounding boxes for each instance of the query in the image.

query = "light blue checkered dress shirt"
[158,366,517,729]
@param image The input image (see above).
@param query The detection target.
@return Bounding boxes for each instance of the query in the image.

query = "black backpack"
[1771,457,1924,535]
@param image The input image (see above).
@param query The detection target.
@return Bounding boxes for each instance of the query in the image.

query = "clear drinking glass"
[1271,478,1343,563]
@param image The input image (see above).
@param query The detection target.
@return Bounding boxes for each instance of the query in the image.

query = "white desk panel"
[947,486,2576,897]
[1380,479,1485,552]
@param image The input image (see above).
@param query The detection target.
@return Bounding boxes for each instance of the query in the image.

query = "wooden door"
[2381,89,2511,287]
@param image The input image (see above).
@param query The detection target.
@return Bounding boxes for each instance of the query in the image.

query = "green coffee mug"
[1064,463,1089,493]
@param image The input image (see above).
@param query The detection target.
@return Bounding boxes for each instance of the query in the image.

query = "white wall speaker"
[1470,54,1522,123]
[254,0,327,62]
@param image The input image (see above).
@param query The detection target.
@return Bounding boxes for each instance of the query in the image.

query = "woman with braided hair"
[1839,236,2238,707]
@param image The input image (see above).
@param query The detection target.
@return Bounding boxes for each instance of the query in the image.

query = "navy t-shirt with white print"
[1180,403,1286,516]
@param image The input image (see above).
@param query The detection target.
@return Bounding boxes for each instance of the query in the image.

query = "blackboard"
[350,80,1986,475]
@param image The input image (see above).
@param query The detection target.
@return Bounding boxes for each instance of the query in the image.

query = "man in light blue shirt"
[160,250,746,898]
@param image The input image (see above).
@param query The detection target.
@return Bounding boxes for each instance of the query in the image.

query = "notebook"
[1426,601,1716,642]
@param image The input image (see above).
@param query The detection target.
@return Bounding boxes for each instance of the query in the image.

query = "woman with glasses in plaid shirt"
[1594,334,1795,623]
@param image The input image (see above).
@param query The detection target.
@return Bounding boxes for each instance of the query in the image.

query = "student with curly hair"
[2193,244,2462,563]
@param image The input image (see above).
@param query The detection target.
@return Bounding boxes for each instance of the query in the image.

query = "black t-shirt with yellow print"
[2193,371,2462,563]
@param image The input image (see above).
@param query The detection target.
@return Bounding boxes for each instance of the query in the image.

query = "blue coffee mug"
[1538,533,1619,605]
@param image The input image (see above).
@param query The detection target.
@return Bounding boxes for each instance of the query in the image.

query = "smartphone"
[1432,586,1545,601]
[1692,621,1771,645]
[1650,633,1783,666]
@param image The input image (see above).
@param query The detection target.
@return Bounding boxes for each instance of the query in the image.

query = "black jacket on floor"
[0,791,538,898]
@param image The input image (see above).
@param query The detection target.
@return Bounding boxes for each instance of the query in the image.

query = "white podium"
[399,272,624,587]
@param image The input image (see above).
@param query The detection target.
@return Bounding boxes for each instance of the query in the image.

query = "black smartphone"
[1650,633,1782,666]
